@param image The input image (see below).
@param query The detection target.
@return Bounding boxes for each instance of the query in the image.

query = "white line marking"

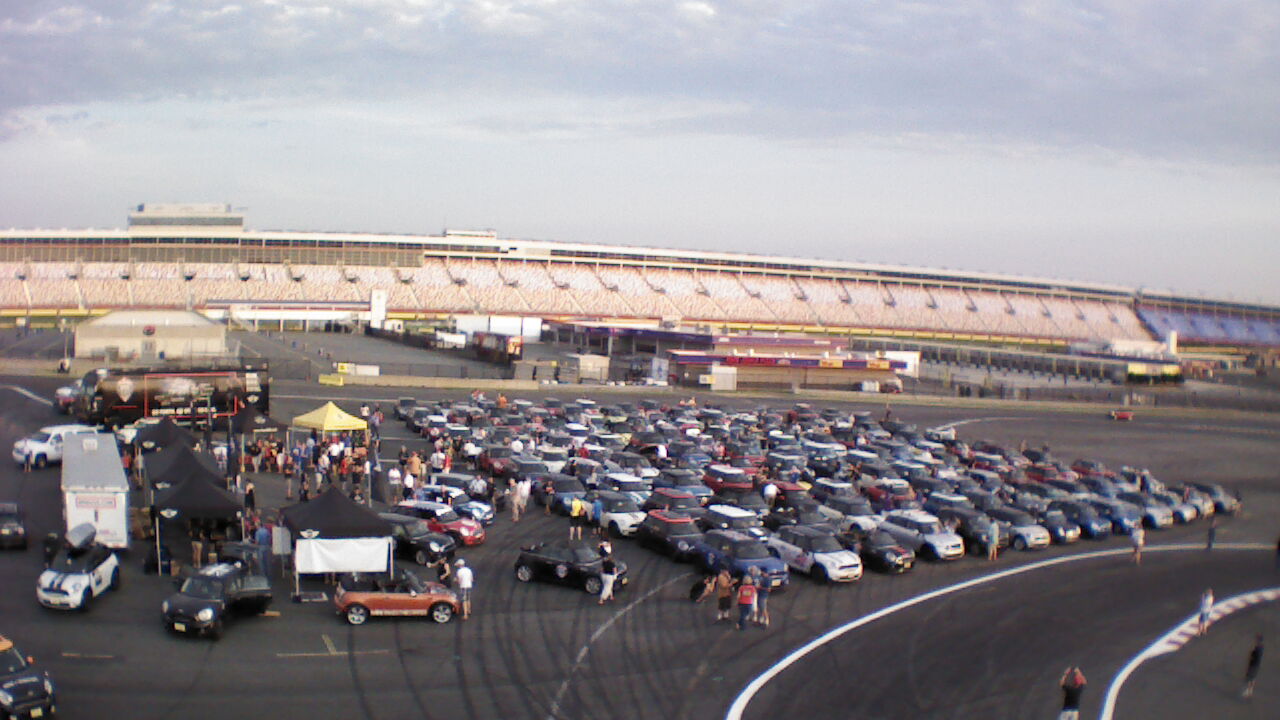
[724,542,1273,720]
[1098,587,1280,720]
[61,651,115,659]
[321,634,339,655]
[276,649,391,659]
[546,573,691,720]
[0,385,54,406]
[933,416,1023,431]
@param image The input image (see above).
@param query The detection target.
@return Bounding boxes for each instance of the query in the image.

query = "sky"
[1,1,1278,303]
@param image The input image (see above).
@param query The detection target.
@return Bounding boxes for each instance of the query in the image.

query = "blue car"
[653,469,713,504]
[1084,497,1141,535]
[691,529,789,589]
[1048,500,1111,539]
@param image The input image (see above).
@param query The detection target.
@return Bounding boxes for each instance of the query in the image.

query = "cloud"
[0,0,1276,165]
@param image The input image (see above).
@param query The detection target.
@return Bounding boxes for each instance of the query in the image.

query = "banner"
[295,537,392,574]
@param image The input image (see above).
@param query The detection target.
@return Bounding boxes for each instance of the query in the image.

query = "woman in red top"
[736,578,757,630]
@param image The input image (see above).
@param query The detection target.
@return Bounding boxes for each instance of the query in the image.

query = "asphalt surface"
[1,364,1278,720]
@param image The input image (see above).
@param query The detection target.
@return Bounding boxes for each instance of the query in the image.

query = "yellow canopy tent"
[291,402,368,432]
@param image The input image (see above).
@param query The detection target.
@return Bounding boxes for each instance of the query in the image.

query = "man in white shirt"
[430,449,447,474]
[510,437,525,455]
[402,472,415,501]
[455,559,474,620]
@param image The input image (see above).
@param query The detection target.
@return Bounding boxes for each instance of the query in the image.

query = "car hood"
[923,532,964,547]
[38,569,90,592]
[0,670,50,705]
[816,550,861,567]
[736,556,787,574]
[1014,524,1050,536]
[164,592,220,617]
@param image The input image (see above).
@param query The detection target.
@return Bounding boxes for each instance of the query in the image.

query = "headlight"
[0,689,13,705]
[196,608,214,622]
[428,542,443,552]
[162,600,170,613]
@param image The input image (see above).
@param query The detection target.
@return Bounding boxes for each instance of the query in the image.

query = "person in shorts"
[714,568,734,622]
[454,559,473,620]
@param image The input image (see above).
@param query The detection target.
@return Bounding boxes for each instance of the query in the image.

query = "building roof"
[82,310,219,328]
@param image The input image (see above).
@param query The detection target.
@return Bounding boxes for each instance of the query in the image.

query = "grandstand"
[2,203,1279,349]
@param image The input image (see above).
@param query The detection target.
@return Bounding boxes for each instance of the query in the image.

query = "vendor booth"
[280,488,393,596]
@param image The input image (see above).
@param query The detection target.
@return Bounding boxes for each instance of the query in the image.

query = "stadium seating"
[1137,306,1280,346]
[500,261,581,315]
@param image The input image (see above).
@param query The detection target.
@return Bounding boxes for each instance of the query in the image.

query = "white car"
[987,507,1052,551]
[591,491,646,537]
[878,509,966,561]
[36,524,121,611]
[766,526,863,583]
[536,446,570,474]
[12,424,97,468]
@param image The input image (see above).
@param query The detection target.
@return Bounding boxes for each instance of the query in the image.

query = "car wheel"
[584,576,603,595]
[430,602,455,624]
[415,549,430,566]
[921,544,938,561]
[109,567,121,590]
[35,454,48,469]
[515,564,533,583]
[346,604,370,625]
[609,522,622,538]
[813,565,829,584]
[208,620,224,640]
[1013,537,1027,551]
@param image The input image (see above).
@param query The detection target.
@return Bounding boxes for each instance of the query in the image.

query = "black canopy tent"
[280,488,394,595]
[152,475,243,571]
[144,443,223,489]
[132,417,196,452]
[230,405,287,436]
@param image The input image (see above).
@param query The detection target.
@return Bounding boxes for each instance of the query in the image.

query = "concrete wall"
[75,323,227,360]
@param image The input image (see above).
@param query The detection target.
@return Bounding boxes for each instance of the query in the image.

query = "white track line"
[0,385,53,406]
[1098,586,1280,720]
[931,416,1023,431]
[724,542,1273,720]
[546,572,691,720]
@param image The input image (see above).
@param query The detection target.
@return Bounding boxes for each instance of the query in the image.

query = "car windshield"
[571,547,599,564]
[487,448,512,458]
[180,577,223,600]
[436,509,462,523]
[869,532,898,549]
[668,525,701,538]
[670,475,700,487]
[553,479,586,493]
[1003,511,1034,525]
[727,515,761,529]
[606,498,640,513]
[28,431,52,444]
[612,479,645,492]
[918,521,942,534]
[733,542,769,560]
[49,549,93,573]
[0,648,28,674]
[669,496,699,509]
[810,535,843,553]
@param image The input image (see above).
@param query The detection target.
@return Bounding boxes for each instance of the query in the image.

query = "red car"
[477,446,516,477]
[397,501,486,546]
[702,464,753,494]
[1110,410,1134,421]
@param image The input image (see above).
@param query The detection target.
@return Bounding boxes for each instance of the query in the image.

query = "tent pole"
[155,512,162,576]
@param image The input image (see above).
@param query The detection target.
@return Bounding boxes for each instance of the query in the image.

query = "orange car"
[334,570,459,625]
[1109,410,1134,421]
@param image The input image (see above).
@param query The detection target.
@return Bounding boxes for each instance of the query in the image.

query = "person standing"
[1198,588,1215,636]
[752,569,771,627]
[244,479,256,512]
[1130,525,1145,565]
[1058,667,1086,720]
[454,559,474,620]
[569,496,587,540]
[598,554,617,605]
[986,516,1000,561]
[1206,516,1217,551]
[714,568,734,622]
[735,577,758,631]
[1242,634,1263,699]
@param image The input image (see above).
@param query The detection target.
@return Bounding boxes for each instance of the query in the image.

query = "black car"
[162,560,274,640]
[844,528,915,574]
[934,506,1010,552]
[0,502,26,549]
[1048,500,1111,539]
[635,510,705,561]
[381,513,457,566]
[1035,508,1082,544]
[0,635,56,719]
[641,488,707,520]
[710,489,770,516]
[513,539,628,594]
[762,506,837,533]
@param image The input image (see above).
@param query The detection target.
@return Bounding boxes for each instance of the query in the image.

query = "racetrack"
[1,372,1278,720]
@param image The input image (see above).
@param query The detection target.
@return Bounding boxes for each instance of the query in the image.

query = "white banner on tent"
[295,537,392,573]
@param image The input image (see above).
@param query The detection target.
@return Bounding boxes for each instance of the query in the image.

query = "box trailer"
[61,433,130,550]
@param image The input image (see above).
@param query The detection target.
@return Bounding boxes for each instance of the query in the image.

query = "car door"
[89,547,111,595]
[785,534,813,573]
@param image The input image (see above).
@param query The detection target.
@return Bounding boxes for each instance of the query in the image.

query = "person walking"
[1206,516,1217,551]
[454,559,473,620]
[1058,667,1086,720]
[735,577,758,631]
[1242,634,1263,699]
[598,554,618,605]
[751,568,771,627]
[432,555,453,588]
[244,479,256,512]
[713,568,734,622]
[1130,525,1145,565]
[1198,588,1214,636]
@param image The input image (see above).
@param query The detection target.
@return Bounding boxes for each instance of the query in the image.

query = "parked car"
[653,469,713,503]
[11,424,96,468]
[162,558,274,639]
[845,528,915,574]
[702,465,753,494]
[395,501,486,546]
[335,569,459,625]
[514,540,628,595]
[380,513,457,566]
[393,396,417,420]
[1034,508,1082,544]
[0,502,27,549]
[1116,492,1175,529]
[1187,482,1241,515]
[700,504,770,541]
[876,509,965,561]
[691,529,789,589]
[766,526,862,583]
[1083,497,1142,535]
[532,474,589,514]
[635,510,705,561]
[641,487,707,520]
[985,507,1051,550]
[586,490,646,537]
[36,523,120,611]
[815,495,880,533]
[0,634,57,718]
[1047,500,1111,539]
[1148,490,1198,524]
[415,485,496,526]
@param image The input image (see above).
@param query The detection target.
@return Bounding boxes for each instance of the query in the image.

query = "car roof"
[706,504,755,518]
[708,529,755,543]
[888,509,938,523]
[785,525,829,538]
[649,509,696,523]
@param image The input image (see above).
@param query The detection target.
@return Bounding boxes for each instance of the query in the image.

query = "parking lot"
[2,372,1278,720]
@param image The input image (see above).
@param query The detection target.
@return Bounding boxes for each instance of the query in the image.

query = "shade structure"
[145,443,223,488]
[280,488,393,574]
[132,417,195,452]
[155,476,241,519]
[291,402,368,432]
[230,404,287,435]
